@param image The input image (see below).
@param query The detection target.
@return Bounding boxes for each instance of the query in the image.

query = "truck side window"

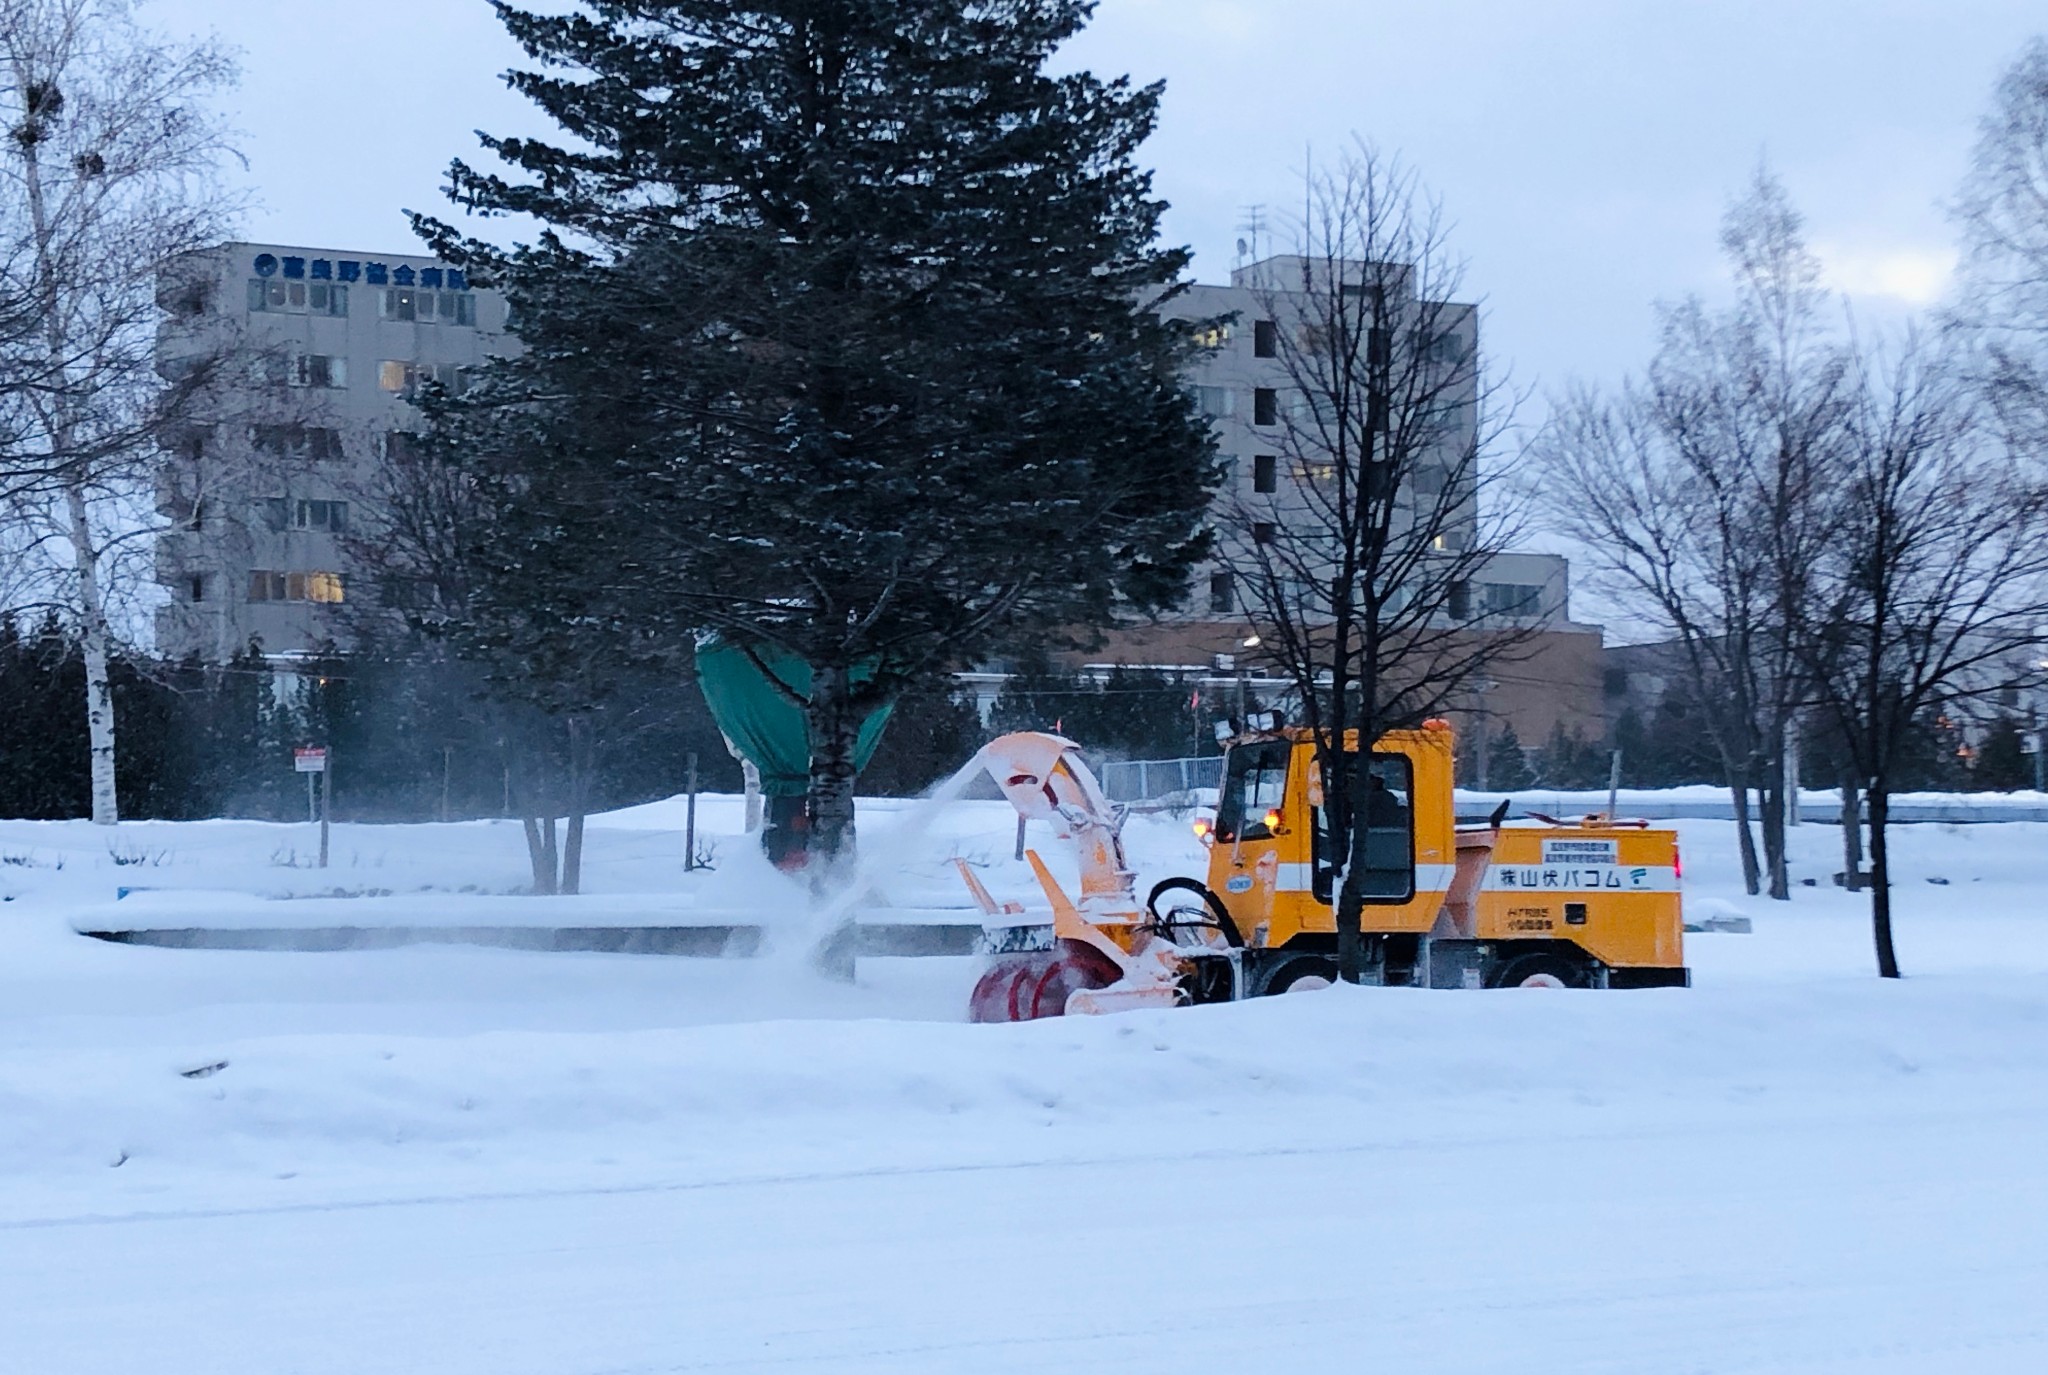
[1360,755,1415,901]
[1215,740,1289,842]
[1310,752,1416,903]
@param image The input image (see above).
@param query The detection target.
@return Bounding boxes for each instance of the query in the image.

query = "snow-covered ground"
[3,794,2046,1372]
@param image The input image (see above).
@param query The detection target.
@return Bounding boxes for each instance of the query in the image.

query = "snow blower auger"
[964,721,1690,1022]
[964,732,1185,1022]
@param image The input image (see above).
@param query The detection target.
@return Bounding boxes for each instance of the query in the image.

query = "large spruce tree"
[415,0,1216,862]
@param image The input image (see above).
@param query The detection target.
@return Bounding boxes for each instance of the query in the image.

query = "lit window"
[382,288,417,322]
[1191,322,1230,349]
[379,360,413,392]
[247,569,344,602]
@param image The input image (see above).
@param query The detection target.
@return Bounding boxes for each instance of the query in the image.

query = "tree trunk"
[1840,768,1864,890]
[724,733,764,832]
[1867,785,1900,978]
[561,812,585,895]
[804,663,861,874]
[524,819,557,893]
[1335,667,1379,985]
[66,487,119,825]
[1759,756,1789,900]
[1729,777,1761,896]
[560,716,589,895]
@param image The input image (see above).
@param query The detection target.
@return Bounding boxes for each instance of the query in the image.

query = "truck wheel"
[1489,952,1587,989]
[1263,957,1337,996]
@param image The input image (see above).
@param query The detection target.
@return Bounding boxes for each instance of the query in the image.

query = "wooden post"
[684,751,700,871]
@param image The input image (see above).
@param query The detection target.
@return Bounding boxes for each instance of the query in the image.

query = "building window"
[248,279,347,316]
[382,287,476,327]
[1253,522,1276,545]
[1208,571,1234,614]
[254,425,343,461]
[1196,385,1236,419]
[248,570,345,604]
[1253,388,1278,426]
[188,575,205,603]
[292,499,349,533]
[1253,319,1278,358]
[379,361,467,398]
[1253,454,1277,493]
[1480,583,1542,619]
[1419,328,1467,364]
[1191,322,1230,350]
[286,354,347,389]
[1447,580,1472,620]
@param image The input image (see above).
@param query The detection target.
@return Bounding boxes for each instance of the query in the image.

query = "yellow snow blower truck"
[964,724,1687,1021]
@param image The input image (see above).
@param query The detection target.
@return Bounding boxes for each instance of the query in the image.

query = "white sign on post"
[294,747,328,773]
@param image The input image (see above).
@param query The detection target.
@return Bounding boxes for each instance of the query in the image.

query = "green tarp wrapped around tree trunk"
[693,638,894,796]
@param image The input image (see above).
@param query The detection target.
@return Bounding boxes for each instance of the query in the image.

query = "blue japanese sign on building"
[253,252,465,292]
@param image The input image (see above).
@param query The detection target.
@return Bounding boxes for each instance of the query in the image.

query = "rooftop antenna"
[1236,204,1267,266]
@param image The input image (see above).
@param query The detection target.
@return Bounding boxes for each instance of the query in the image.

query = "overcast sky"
[152,0,2040,397]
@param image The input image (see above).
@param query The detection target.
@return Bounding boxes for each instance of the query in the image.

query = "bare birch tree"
[1223,142,1535,983]
[1535,170,1851,898]
[1952,37,2048,453]
[0,0,238,822]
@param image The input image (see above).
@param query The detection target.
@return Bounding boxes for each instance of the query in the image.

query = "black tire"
[1144,876,1243,947]
[1488,951,1590,989]
[1261,956,1339,997]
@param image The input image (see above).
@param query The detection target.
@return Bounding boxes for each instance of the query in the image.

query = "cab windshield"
[1215,740,1290,842]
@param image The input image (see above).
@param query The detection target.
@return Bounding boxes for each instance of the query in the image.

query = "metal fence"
[1097,755,1224,804]
[1099,756,2048,824]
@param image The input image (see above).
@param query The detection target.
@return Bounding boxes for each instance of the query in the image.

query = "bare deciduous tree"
[1952,37,2048,452]
[1795,337,2048,978]
[0,0,238,822]
[1225,142,1535,983]
[1536,170,1851,899]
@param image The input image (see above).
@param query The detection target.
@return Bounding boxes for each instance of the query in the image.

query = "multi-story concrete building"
[152,243,1602,748]
[153,242,509,660]
[1076,254,1608,748]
